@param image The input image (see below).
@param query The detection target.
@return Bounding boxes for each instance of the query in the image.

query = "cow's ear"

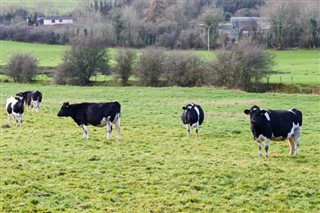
[182,106,187,110]
[244,109,250,115]
[63,102,69,107]
[260,110,266,115]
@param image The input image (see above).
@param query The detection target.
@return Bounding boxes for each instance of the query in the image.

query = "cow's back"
[268,109,302,138]
[196,105,204,125]
[32,91,42,102]
[292,109,302,126]
[83,102,120,126]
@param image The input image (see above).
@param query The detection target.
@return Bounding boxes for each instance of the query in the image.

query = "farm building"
[218,17,271,40]
[36,16,73,26]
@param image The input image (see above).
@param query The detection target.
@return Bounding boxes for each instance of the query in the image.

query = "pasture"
[0,0,79,15]
[1,83,319,212]
[1,40,319,86]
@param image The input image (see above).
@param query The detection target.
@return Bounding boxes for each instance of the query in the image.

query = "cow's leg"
[264,138,270,157]
[257,142,263,156]
[186,125,191,136]
[12,114,19,127]
[195,123,199,136]
[107,121,113,139]
[288,137,295,155]
[7,113,11,124]
[82,125,89,139]
[19,114,23,126]
[36,101,40,112]
[294,127,301,155]
[115,115,121,140]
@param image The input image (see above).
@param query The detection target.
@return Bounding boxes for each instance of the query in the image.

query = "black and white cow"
[57,101,121,140]
[6,96,24,126]
[244,105,302,157]
[181,103,204,136]
[16,90,42,112]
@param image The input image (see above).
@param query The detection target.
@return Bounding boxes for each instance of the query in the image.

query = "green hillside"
[0,0,79,14]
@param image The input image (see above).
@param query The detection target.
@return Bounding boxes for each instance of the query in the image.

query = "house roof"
[37,16,73,20]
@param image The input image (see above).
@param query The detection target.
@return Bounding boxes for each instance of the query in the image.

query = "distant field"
[0,41,68,67]
[0,40,319,86]
[269,50,320,86]
[0,0,79,14]
[1,83,319,212]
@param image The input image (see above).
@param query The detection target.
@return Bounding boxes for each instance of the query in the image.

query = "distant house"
[218,23,237,41]
[218,17,270,41]
[36,16,73,26]
[230,17,270,32]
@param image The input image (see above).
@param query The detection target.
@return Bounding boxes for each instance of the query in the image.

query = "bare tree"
[7,53,38,83]
[260,0,300,49]
[113,48,136,86]
[211,39,274,91]
[54,34,109,85]
[134,47,166,86]
[145,0,168,24]
[298,1,320,48]
[199,7,224,49]
[164,52,206,87]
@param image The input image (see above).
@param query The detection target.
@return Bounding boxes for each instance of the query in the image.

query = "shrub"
[112,49,137,86]
[164,52,207,87]
[54,35,110,85]
[7,53,38,83]
[53,63,76,85]
[211,40,274,91]
[134,47,166,86]
[175,28,203,49]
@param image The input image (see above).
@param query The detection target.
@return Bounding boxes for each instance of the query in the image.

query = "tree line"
[6,34,273,92]
[0,0,319,49]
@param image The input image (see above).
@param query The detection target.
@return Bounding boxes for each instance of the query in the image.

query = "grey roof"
[37,16,73,20]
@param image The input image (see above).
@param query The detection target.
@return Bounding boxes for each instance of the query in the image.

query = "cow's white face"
[15,96,23,106]
[244,105,270,128]
[182,105,196,125]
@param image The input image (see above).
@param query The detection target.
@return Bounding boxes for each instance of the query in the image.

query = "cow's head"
[182,104,197,124]
[244,105,268,127]
[57,102,70,117]
[16,91,30,100]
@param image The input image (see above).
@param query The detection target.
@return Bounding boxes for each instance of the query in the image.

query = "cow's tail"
[38,92,42,103]
[114,101,121,116]
[293,109,302,126]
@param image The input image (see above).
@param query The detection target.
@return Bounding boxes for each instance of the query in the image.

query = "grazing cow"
[181,103,204,136]
[244,105,302,157]
[6,96,24,126]
[16,90,42,112]
[57,101,121,140]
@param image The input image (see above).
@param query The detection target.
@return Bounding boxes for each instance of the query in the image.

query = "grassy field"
[1,83,319,212]
[0,0,79,15]
[0,41,68,67]
[1,40,319,86]
[268,50,320,86]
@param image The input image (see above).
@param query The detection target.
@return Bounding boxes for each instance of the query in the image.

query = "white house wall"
[42,19,73,26]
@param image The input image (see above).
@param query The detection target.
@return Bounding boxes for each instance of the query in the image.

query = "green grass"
[1,83,319,212]
[269,50,320,86]
[0,0,79,14]
[0,40,68,67]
